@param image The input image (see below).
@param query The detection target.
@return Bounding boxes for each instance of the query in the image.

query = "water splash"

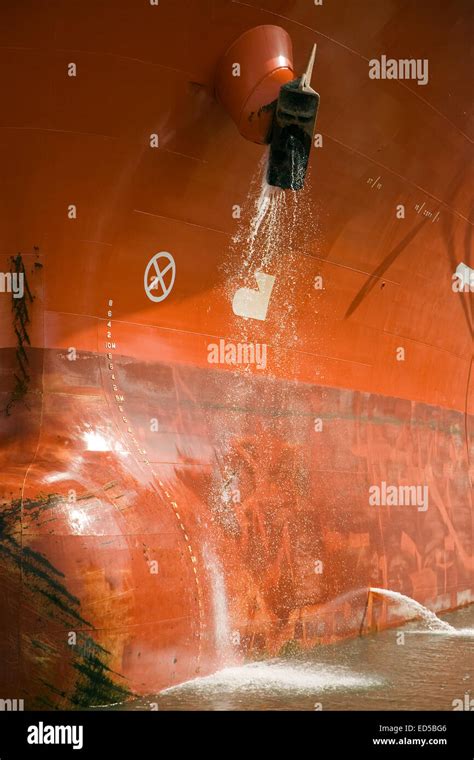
[230,151,288,272]
[161,659,383,696]
[202,546,232,663]
[222,150,323,368]
[370,588,455,632]
[408,628,474,637]
[246,169,285,265]
[211,149,324,536]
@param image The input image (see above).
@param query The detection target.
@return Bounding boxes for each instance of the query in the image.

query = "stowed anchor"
[215,28,320,192]
[267,44,320,191]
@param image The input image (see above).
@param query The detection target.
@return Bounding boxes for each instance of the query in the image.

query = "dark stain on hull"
[0,493,132,708]
[4,253,35,416]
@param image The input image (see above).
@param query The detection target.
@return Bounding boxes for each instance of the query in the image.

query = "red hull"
[0,0,472,707]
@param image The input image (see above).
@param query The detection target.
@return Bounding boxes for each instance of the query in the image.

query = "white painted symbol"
[453,262,474,292]
[232,271,275,321]
[144,252,176,302]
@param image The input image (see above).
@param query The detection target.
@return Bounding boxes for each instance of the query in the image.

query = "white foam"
[407,628,474,637]
[161,660,383,696]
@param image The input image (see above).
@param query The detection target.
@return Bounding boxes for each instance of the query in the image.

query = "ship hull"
[1,344,472,706]
[0,0,472,707]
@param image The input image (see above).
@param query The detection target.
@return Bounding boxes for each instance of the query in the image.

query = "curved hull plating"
[0,0,472,707]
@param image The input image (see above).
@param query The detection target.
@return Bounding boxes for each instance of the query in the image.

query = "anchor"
[215,27,320,191]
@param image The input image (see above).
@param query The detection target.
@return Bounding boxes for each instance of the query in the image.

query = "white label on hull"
[145,252,176,302]
[452,262,474,292]
[232,271,275,321]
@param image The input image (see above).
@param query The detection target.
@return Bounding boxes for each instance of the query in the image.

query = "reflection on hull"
[0,346,472,706]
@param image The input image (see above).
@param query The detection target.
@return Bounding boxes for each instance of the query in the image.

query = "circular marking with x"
[144,252,176,302]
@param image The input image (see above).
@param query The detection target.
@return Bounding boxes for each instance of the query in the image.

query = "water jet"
[368,588,455,632]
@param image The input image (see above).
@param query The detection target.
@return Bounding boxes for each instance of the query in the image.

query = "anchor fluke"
[300,43,317,91]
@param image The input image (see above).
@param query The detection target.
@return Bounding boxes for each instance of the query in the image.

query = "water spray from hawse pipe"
[215,25,320,191]
[362,588,455,633]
